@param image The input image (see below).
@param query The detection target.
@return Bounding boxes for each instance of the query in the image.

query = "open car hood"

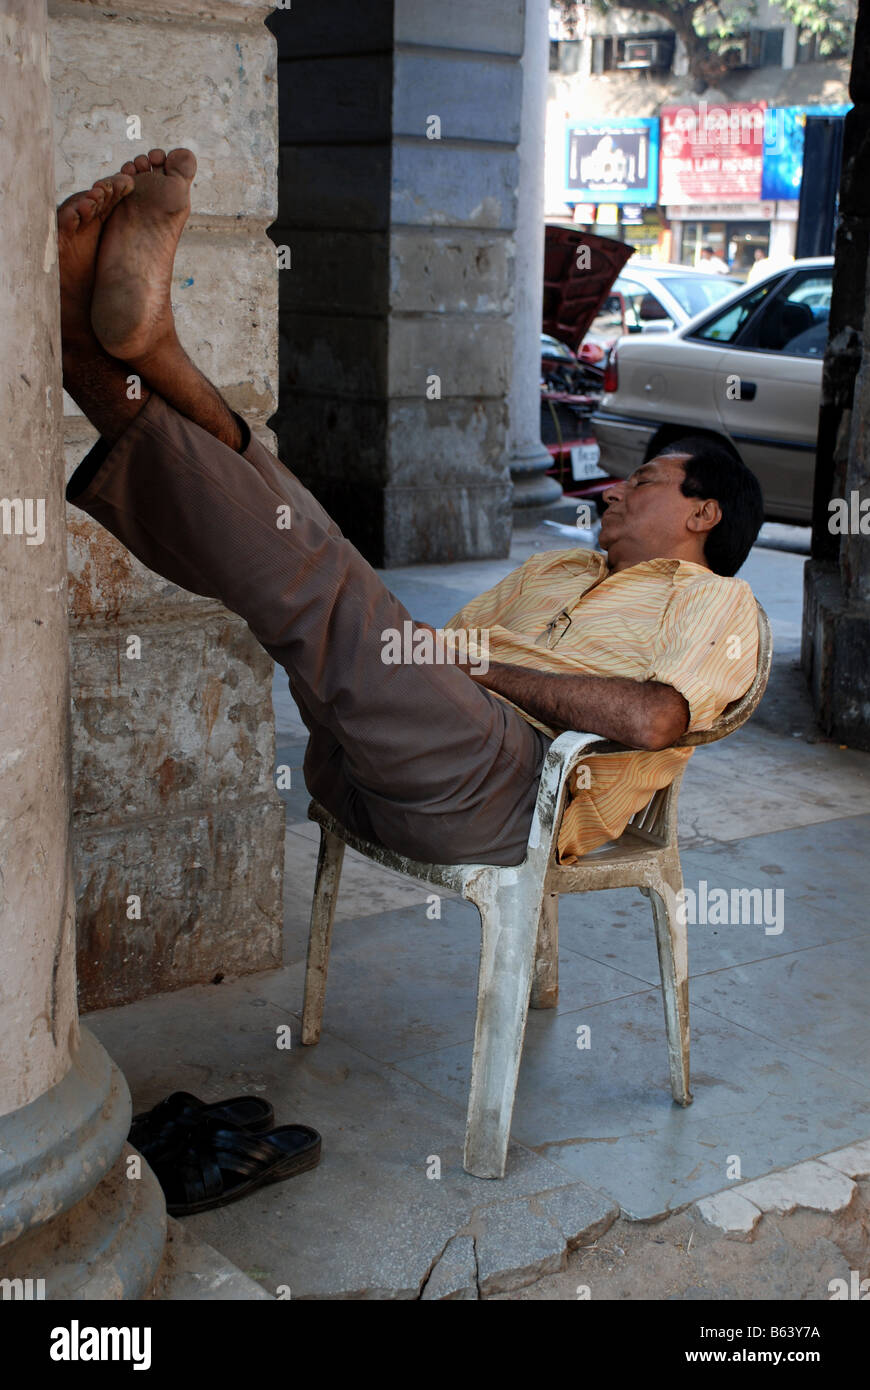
[543,226,635,353]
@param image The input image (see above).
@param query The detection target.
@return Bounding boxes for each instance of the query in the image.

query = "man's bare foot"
[90,148,196,362]
[57,175,135,343]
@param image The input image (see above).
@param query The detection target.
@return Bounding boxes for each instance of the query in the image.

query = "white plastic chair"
[300,603,772,1179]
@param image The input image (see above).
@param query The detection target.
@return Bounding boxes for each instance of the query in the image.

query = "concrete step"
[147,1217,274,1300]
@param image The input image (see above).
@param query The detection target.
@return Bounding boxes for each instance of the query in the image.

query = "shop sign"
[660,102,766,205]
[761,105,851,200]
[565,118,659,204]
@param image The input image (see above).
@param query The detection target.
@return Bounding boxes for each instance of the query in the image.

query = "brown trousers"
[66,394,551,865]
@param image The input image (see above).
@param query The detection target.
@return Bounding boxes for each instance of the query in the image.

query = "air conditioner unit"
[617,39,670,70]
[723,31,763,68]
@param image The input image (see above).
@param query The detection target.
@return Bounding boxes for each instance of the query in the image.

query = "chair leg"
[463,875,543,1179]
[644,859,692,1106]
[530,892,559,1009]
[301,828,345,1045]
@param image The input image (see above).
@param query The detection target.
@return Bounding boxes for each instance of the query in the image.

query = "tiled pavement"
[86,524,870,1297]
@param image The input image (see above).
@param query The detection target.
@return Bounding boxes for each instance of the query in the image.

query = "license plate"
[570,442,604,481]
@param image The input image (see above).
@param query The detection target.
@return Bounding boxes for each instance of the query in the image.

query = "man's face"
[598,453,712,569]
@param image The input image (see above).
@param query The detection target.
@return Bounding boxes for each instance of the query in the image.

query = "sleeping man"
[59,148,763,868]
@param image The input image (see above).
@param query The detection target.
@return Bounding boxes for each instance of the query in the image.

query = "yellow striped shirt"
[446,548,758,864]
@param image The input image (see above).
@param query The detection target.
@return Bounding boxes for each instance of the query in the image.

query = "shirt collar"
[598,554,715,583]
[550,549,715,584]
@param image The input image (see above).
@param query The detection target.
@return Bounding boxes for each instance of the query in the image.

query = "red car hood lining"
[543,225,635,354]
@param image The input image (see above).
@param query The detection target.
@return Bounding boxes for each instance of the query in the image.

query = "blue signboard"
[762,105,851,200]
[565,118,659,205]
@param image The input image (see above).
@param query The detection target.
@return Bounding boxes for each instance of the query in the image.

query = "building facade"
[545,2,853,273]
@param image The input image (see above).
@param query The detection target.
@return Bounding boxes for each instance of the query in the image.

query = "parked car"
[540,333,606,494]
[541,226,634,500]
[592,258,834,524]
[587,261,742,348]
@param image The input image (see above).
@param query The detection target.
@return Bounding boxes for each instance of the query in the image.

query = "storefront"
[659,101,848,275]
[553,102,849,273]
[659,101,769,274]
[666,204,776,274]
[619,204,672,260]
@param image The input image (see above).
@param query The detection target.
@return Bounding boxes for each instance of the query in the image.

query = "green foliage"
[551,0,855,66]
[777,0,855,55]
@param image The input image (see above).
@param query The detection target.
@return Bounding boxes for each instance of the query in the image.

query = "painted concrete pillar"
[0,0,164,1298]
[270,0,528,565]
[509,0,561,510]
[802,0,870,750]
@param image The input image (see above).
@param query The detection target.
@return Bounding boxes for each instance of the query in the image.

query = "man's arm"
[470,660,689,751]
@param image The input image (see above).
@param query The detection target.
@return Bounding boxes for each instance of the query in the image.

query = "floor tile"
[395,990,870,1219]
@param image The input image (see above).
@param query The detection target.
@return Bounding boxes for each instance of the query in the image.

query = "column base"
[509,442,563,509]
[0,1027,166,1299]
[0,1144,166,1299]
[0,1028,130,1243]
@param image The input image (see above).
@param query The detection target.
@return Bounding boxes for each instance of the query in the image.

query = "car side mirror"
[639,293,669,321]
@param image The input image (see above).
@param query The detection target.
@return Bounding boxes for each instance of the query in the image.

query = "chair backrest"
[623,600,772,845]
[673,600,772,748]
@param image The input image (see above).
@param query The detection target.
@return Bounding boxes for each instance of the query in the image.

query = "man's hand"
[469,660,689,751]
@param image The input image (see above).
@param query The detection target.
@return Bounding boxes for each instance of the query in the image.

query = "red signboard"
[660,101,767,205]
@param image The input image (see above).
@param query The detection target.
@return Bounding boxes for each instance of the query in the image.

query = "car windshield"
[660,275,741,318]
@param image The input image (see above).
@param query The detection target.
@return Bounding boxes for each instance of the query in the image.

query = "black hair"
[659,437,764,576]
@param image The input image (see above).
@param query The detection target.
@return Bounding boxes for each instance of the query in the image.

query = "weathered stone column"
[0,0,164,1298]
[802,0,870,749]
[509,0,562,510]
[50,0,285,1008]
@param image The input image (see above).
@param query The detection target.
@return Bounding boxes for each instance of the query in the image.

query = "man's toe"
[164,148,197,181]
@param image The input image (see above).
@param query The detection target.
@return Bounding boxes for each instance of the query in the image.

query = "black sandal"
[129,1091,275,1163]
[148,1114,322,1216]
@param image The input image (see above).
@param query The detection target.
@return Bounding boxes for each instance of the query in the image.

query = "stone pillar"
[0,0,164,1298]
[782,23,798,71]
[270,0,529,566]
[801,0,870,750]
[579,36,593,81]
[509,0,562,511]
[50,0,285,1007]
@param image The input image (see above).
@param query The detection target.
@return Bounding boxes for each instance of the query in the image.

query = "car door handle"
[735,380,757,401]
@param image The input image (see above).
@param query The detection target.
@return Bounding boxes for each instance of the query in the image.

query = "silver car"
[589,261,742,343]
[592,258,834,524]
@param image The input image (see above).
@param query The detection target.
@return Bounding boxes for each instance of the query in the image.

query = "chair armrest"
[523,731,608,875]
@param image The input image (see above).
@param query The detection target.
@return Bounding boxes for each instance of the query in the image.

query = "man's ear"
[687,497,721,535]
